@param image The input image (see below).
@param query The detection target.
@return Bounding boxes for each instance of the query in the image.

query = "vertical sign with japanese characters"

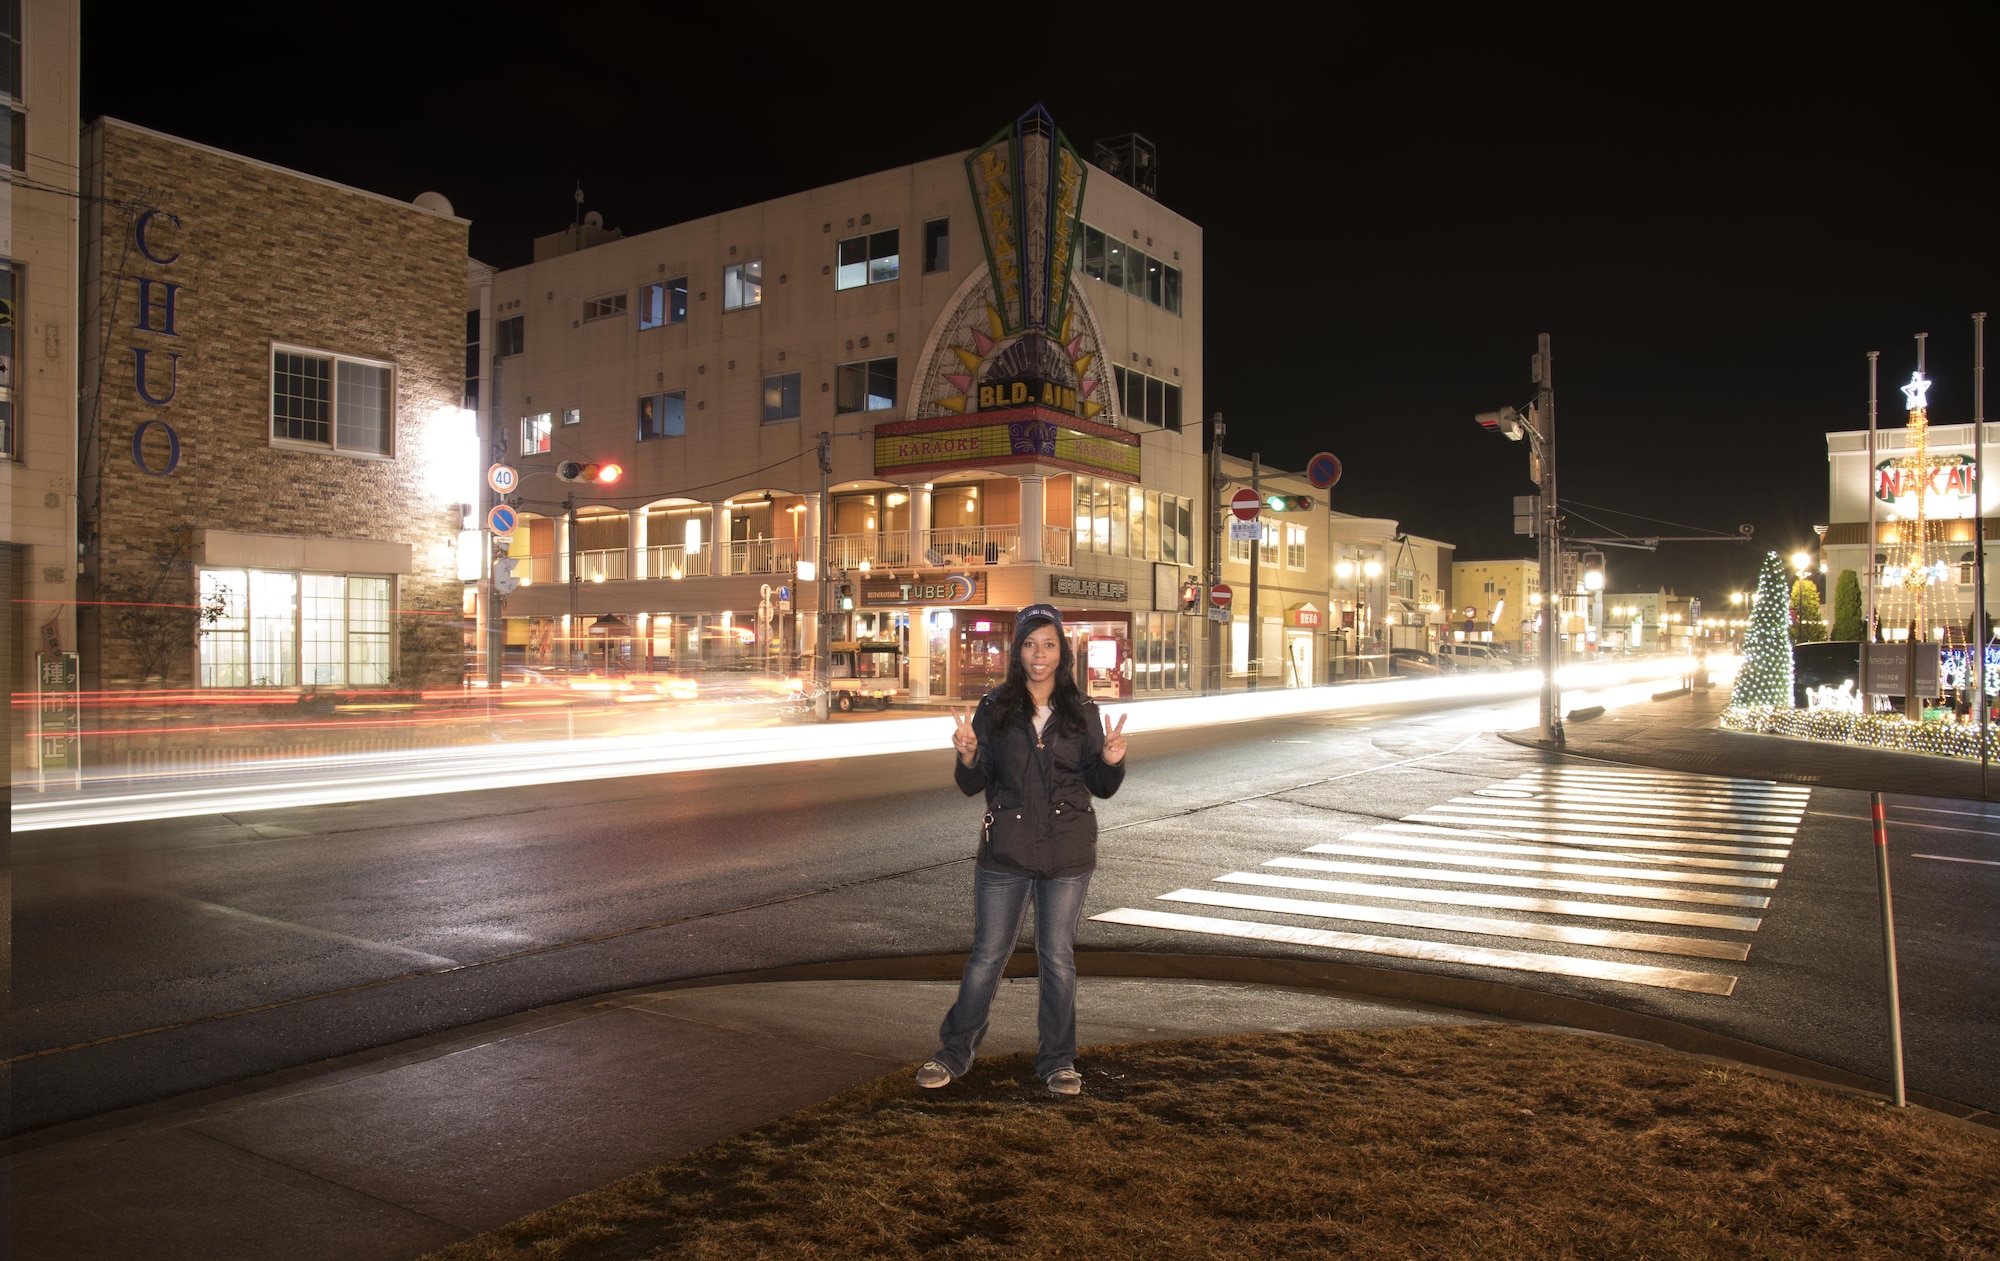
[37,650,81,787]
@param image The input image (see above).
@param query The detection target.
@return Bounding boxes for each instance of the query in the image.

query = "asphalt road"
[11,689,1997,1136]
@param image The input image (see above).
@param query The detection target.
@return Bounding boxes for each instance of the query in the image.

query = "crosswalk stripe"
[1408,811,1795,843]
[1376,822,1792,860]
[1430,802,1802,832]
[1089,907,1739,995]
[1521,767,1808,795]
[1475,789,1806,822]
[1216,871,1765,931]
[1265,857,1773,907]
[1338,829,1785,872]
[1300,842,1780,888]
[1520,776,1809,805]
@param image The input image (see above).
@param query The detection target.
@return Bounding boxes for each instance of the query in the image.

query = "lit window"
[724,260,762,310]
[762,371,801,423]
[835,357,896,414]
[201,569,394,688]
[638,391,686,440]
[640,278,687,328]
[922,219,949,273]
[272,347,394,457]
[583,292,627,321]
[1287,525,1307,570]
[836,230,900,290]
[1259,522,1278,566]
[521,412,552,454]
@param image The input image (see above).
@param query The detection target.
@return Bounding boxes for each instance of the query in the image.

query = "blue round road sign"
[487,504,518,536]
[1308,452,1342,490]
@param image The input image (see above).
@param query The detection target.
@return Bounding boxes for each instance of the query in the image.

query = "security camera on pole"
[1475,333,1562,746]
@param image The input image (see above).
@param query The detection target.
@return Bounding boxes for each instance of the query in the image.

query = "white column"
[805,493,823,572]
[629,508,647,580]
[908,610,932,702]
[908,484,932,567]
[1019,476,1044,564]
[556,514,571,584]
[711,503,729,576]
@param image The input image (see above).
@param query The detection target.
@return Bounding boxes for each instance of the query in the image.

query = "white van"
[1438,643,1515,670]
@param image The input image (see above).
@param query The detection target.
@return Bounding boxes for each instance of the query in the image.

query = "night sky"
[82,4,1997,605]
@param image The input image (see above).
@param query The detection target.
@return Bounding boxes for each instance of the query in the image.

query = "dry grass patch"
[424,1025,1999,1261]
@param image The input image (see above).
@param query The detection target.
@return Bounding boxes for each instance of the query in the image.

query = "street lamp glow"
[1583,570,1604,591]
[1791,551,1811,574]
[1335,561,1354,580]
[1363,560,1382,579]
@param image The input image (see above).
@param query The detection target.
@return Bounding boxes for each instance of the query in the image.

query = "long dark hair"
[990,616,1088,736]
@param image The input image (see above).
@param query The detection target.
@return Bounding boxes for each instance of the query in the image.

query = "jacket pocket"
[1050,799,1097,846]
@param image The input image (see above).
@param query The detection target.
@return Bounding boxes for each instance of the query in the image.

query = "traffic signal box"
[1264,494,1314,512]
[1180,581,1201,614]
[557,461,624,484]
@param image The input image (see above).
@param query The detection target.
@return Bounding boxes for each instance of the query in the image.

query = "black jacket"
[953,691,1125,877]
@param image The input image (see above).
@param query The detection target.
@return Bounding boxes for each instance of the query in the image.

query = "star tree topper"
[1902,371,1932,412]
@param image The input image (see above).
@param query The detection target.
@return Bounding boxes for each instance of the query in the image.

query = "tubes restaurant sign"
[1876,455,1978,518]
[873,409,1141,482]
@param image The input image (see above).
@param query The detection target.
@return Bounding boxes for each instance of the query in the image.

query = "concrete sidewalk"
[2,976,1489,1261]
[1517,683,2000,801]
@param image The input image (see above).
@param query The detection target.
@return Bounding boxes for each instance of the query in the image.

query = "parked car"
[1438,643,1515,671]
[1389,648,1447,677]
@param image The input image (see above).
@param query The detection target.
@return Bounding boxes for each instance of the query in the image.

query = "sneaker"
[915,1060,953,1089]
[1045,1067,1082,1096]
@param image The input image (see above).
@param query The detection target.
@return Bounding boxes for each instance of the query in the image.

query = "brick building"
[77,119,473,691]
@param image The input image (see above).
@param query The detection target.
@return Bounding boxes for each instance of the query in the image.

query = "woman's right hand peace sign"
[951,708,979,766]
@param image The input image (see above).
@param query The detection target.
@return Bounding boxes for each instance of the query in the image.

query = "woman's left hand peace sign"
[1100,711,1129,765]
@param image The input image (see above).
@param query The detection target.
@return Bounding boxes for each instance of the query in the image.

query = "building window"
[0,261,15,459]
[923,219,949,273]
[2,107,21,173]
[1082,226,1105,280]
[496,315,524,357]
[522,412,552,454]
[640,278,687,328]
[724,260,762,310]
[1163,265,1182,315]
[1258,522,1278,566]
[463,310,480,411]
[762,371,801,423]
[583,292,627,321]
[0,0,15,102]
[639,391,686,440]
[1111,365,1182,430]
[562,407,581,426]
[1081,222,1182,317]
[836,230,900,290]
[835,357,897,414]
[271,347,394,457]
[200,568,393,688]
[1228,529,1251,565]
[1286,524,1307,570]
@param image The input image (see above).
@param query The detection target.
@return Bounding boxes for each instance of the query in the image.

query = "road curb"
[628,951,1996,1131]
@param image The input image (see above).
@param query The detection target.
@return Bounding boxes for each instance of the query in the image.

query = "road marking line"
[1339,829,1784,872]
[1265,857,1772,907]
[1301,842,1779,888]
[1410,810,1799,841]
[1444,797,1804,826]
[1911,853,2000,866]
[1508,775,1811,803]
[1495,789,1809,819]
[1520,767,1809,796]
[1377,822,1792,860]
[1154,888,1752,960]
[1089,907,1739,995]
[1215,873,1765,931]
[1813,812,2000,838]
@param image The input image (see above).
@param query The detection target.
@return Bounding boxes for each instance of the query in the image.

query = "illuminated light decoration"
[1876,357,1964,654]
[1901,370,1932,411]
[1729,551,1794,708]
[1723,703,2000,762]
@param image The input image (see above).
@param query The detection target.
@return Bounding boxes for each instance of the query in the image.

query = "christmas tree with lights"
[1732,551,1796,707]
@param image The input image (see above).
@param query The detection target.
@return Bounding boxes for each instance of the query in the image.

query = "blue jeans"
[933,864,1092,1081]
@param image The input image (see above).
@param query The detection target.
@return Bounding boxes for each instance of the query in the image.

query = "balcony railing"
[511,552,558,586]
[727,538,800,575]
[925,525,1021,565]
[576,548,628,581]
[1042,525,1072,567]
[645,544,711,579]
[829,533,912,571]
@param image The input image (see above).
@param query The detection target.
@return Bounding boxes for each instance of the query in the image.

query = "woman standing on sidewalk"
[917,604,1128,1097]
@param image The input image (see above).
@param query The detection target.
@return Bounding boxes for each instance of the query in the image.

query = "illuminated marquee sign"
[1876,454,1978,518]
[874,408,1141,482]
[861,573,986,606]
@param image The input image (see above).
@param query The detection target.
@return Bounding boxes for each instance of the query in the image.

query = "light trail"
[11,657,1708,832]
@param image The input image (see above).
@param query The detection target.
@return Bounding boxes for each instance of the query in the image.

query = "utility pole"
[814,431,833,722]
[565,491,580,668]
[485,352,506,692]
[1534,334,1563,747]
[1247,451,1262,692]
[1208,414,1225,696]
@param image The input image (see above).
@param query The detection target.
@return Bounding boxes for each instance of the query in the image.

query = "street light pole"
[1534,334,1563,746]
[814,431,833,722]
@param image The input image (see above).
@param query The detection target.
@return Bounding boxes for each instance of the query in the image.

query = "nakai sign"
[1876,455,1977,518]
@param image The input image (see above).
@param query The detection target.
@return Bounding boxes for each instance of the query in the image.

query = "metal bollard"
[1868,792,1908,1107]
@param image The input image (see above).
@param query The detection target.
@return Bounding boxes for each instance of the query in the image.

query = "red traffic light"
[558,461,623,484]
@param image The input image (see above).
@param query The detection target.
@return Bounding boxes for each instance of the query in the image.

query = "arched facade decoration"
[910,266,1118,428]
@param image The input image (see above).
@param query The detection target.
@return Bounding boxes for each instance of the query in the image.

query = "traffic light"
[1264,494,1314,512]
[837,581,855,611]
[1180,581,1201,615]
[557,460,624,484]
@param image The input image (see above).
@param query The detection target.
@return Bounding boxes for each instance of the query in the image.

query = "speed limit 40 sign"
[488,463,518,495]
